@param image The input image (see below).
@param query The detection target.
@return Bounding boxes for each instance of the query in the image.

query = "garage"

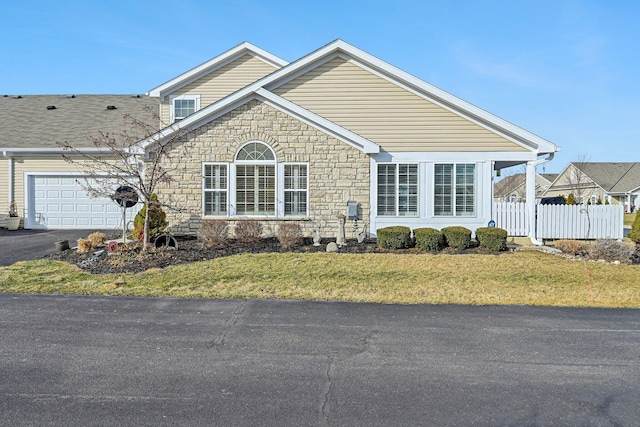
[26,174,139,229]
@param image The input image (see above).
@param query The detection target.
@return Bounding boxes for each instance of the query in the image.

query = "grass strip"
[1,251,638,307]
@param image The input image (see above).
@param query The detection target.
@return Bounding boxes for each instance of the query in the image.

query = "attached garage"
[25,173,139,229]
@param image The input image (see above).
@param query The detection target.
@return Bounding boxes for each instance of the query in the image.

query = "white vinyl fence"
[493,202,529,236]
[493,202,624,240]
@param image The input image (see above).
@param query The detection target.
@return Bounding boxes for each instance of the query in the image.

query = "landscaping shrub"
[414,227,444,251]
[133,193,168,242]
[553,239,588,256]
[377,226,413,249]
[198,220,229,247]
[587,239,634,264]
[87,232,106,248]
[629,210,640,245]
[234,220,263,244]
[475,227,508,251]
[441,226,472,250]
[277,223,304,248]
[77,238,92,253]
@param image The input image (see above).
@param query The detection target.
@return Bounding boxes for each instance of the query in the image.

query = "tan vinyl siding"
[160,55,278,124]
[274,57,527,152]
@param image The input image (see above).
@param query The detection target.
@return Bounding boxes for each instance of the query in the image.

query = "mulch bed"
[45,236,387,275]
[46,235,638,275]
[44,235,503,275]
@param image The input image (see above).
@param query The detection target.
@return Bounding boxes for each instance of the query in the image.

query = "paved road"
[1,294,639,426]
[0,229,114,266]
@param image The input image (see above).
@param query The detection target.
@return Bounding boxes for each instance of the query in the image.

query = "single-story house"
[2,40,559,241]
[493,173,558,202]
[543,162,640,212]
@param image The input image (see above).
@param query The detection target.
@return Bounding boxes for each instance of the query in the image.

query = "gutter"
[529,152,555,246]
[1,147,113,157]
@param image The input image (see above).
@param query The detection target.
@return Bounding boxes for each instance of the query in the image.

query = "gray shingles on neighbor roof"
[576,162,640,193]
[0,95,159,149]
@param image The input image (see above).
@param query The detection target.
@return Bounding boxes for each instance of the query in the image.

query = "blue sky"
[2,0,638,173]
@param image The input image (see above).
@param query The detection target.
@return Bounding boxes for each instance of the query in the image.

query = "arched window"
[235,142,276,215]
[202,141,308,217]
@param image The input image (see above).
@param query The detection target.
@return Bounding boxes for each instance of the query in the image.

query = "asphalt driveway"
[0,228,116,266]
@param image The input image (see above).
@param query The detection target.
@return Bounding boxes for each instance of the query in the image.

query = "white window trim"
[280,162,309,218]
[169,94,201,123]
[433,163,477,217]
[376,162,420,217]
[202,162,229,217]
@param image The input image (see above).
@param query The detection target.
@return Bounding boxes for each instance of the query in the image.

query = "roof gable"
[142,39,558,158]
[146,42,288,100]
[258,40,558,154]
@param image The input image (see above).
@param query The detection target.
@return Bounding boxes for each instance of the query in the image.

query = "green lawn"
[1,251,638,307]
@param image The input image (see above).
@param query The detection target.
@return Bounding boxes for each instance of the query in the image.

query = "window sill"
[203,216,312,221]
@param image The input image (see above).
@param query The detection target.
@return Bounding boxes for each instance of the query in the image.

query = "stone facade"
[155,100,370,238]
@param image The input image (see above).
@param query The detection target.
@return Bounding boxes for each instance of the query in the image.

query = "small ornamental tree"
[566,193,577,205]
[58,106,192,251]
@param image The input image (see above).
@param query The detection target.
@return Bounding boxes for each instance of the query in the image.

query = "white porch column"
[525,161,538,243]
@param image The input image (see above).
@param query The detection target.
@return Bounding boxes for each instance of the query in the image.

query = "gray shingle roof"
[494,173,525,196]
[575,162,640,193]
[0,94,159,149]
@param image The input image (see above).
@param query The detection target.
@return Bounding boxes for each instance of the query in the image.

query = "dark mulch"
[45,236,389,275]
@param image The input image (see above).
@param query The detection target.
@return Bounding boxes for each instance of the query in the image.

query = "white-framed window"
[377,163,418,216]
[434,163,475,216]
[203,163,228,216]
[202,142,308,218]
[235,142,276,216]
[284,164,308,216]
[170,94,200,122]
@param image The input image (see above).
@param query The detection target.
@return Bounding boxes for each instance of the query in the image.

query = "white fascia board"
[2,148,114,157]
[146,42,288,99]
[261,39,559,155]
[372,150,537,163]
[139,88,256,151]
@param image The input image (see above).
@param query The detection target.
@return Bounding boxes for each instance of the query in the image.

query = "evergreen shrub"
[414,227,444,251]
[475,227,508,251]
[441,226,472,250]
[377,226,413,249]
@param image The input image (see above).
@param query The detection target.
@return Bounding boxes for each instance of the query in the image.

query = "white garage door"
[28,175,138,229]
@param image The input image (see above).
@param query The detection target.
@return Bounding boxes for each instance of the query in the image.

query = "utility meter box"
[347,201,358,218]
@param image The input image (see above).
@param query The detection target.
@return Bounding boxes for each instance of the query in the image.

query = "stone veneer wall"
[155,100,371,238]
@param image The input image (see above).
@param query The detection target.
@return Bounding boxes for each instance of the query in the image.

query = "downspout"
[528,152,555,246]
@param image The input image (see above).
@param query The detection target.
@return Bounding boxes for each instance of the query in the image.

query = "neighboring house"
[543,162,640,212]
[493,173,557,202]
[1,40,559,240]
